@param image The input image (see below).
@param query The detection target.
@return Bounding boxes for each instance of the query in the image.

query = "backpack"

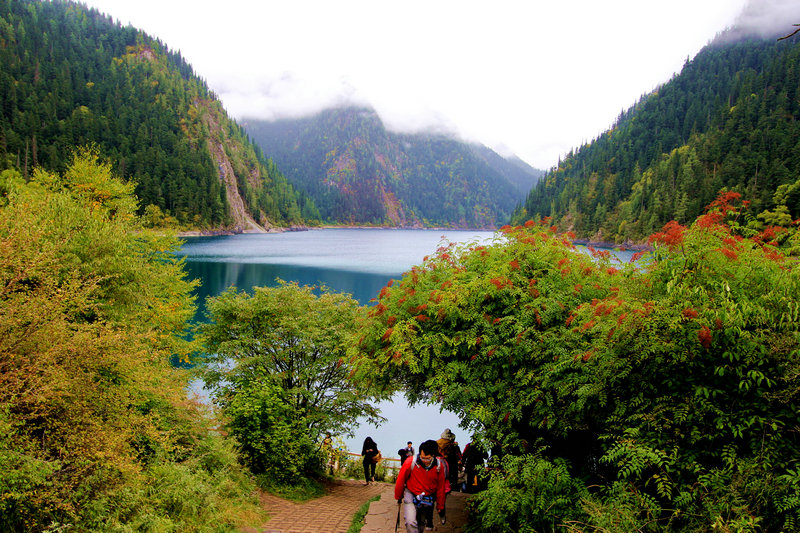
[398,449,408,463]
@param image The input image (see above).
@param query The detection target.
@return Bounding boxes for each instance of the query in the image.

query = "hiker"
[461,439,488,493]
[394,439,447,533]
[437,428,462,490]
[321,433,336,475]
[361,436,379,485]
[398,441,414,465]
[398,447,409,465]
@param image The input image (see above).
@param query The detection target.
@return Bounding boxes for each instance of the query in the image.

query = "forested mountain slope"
[0,0,318,231]
[244,107,542,229]
[512,28,800,242]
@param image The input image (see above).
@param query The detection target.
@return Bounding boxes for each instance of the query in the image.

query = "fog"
[83,0,774,168]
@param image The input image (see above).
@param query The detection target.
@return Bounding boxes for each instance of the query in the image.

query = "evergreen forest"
[4,0,800,531]
[0,0,317,230]
[513,30,800,242]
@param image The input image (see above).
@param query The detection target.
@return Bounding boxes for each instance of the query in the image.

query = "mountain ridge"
[0,0,317,232]
[244,106,543,229]
[513,26,800,242]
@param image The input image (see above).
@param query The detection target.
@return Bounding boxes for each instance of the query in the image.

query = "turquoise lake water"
[178,228,635,456]
[179,229,494,455]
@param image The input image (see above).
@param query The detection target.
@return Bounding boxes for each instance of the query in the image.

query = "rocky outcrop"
[199,103,267,233]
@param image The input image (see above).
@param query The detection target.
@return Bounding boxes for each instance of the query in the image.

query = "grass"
[255,474,327,502]
[347,494,382,533]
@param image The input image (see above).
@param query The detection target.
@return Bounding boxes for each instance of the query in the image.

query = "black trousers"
[414,505,434,533]
[363,459,375,482]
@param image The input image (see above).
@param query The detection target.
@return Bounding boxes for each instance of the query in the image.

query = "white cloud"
[731,0,800,38]
[85,0,756,169]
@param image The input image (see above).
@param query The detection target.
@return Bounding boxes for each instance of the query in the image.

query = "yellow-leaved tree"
[0,150,264,531]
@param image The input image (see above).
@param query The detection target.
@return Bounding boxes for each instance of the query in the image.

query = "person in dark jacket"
[398,441,415,466]
[436,428,462,489]
[361,436,379,485]
[461,440,488,492]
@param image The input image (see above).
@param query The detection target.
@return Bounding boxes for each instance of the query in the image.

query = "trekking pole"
[395,499,401,533]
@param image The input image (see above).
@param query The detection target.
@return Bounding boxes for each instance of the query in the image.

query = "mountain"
[243,107,543,229]
[512,15,800,243]
[469,144,545,195]
[0,0,318,232]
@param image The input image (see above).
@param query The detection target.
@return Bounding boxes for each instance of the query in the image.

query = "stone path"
[361,487,470,533]
[244,479,470,533]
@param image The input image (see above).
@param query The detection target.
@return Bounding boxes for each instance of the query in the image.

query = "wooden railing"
[343,451,403,475]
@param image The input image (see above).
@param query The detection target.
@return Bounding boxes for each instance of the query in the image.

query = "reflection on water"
[179,229,495,275]
[178,230,487,452]
[183,261,396,322]
[180,229,497,313]
[177,229,635,453]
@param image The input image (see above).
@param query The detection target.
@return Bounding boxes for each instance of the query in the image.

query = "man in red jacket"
[394,439,447,533]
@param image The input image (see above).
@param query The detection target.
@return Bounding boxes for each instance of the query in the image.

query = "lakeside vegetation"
[353,193,800,531]
[0,152,267,531]
[6,152,799,531]
[2,1,800,531]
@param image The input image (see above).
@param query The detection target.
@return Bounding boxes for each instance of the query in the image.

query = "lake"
[178,228,636,457]
[179,228,495,456]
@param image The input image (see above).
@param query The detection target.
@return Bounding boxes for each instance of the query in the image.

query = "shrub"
[0,152,264,531]
[355,193,800,530]
[223,382,321,484]
[465,454,588,533]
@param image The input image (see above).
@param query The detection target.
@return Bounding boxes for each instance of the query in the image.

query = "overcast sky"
[82,0,795,170]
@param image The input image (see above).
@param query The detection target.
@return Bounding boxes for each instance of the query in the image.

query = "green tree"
[200,281,385,481]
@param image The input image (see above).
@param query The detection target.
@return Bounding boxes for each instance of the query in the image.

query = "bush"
[465,454,588,533]
[86,429,266,532]
[0,152,265,531]
[223,382,321,484]
[355,193,800,530]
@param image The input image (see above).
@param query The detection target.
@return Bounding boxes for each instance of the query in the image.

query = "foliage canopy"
[200,281,386,483]
[0,150,264,531]
[354,193,800,530]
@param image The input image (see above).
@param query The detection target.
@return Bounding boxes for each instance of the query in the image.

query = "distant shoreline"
[176,226,653,251]
[178,224,500,237]
[572,239,652,251]
[316,225,499,231]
